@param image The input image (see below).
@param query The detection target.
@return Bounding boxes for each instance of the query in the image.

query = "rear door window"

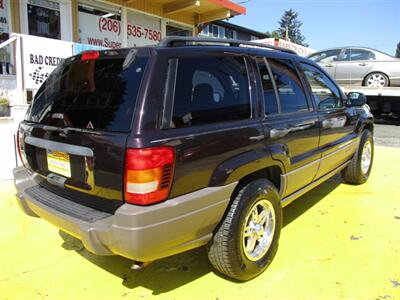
[343,49,376,61]
[26,52,148,131]
[267,58,309,113]
[170,55,251,128]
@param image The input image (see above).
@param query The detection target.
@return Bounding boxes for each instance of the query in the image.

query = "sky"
[228,0,400,55]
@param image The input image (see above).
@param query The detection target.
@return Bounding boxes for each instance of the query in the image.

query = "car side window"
[343,49,376,61]
[309,49,341,63]
[267,58,309,113]
[170,55,251,128]
[255,57,278,115]
[301,63,343,110]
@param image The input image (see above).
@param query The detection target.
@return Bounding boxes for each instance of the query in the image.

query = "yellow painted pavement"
[0,146,399,300]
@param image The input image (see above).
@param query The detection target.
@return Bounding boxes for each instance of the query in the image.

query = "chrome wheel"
[366,73,387,88]
[361,140,372,174]
[242,199,275,261]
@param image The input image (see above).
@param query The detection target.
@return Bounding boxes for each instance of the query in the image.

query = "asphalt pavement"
[374,123,400,148]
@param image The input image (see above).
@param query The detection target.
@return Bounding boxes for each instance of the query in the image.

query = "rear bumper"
[14,167,237,262]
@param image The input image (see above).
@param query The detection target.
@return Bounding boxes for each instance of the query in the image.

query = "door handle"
[325,64,333,67]
[249,135,264,141]
[270,128,289,139]
[291,121,316,131]
[358,63,367,66]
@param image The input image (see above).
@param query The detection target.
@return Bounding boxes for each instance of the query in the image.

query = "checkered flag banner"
[29,66,50,86]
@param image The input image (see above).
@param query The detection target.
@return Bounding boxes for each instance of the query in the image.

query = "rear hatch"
[19,48,149,213]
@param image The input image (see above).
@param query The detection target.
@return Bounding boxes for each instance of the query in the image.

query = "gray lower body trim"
[280,160,350,208]
[13,166,237,262]
[390,78,400,87]
[280,139,357,198]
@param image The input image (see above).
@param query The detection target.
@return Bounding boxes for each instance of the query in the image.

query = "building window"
[78,2,122,49]
[225,28,237,40]
[210,24,226,39]
[200,24,209,36]
[211,24,218,37]
[0,0,12,75]
[218,26,225,38]
[27,0,61,40]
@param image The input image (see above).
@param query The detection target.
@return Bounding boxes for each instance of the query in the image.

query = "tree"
[265,30,279,39]
[396,42,400,58]
[276,9,308,47]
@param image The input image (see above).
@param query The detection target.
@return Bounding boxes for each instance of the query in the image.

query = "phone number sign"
[79,11,162,49]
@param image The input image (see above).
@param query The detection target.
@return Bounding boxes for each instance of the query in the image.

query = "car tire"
[207,179,282,281]
[341,129,374,184]
[364,72,389,88]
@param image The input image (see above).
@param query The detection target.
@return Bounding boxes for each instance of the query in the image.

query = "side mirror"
[346,92,367,107]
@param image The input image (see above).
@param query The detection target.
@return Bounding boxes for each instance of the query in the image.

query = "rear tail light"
[124,147,175,205]
[81,51,100,61]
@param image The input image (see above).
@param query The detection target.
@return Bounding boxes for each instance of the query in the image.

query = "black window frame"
[160,52,255,130]
[299,62,345,111]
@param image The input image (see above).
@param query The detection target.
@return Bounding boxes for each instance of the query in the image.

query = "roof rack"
[157,36,297,55]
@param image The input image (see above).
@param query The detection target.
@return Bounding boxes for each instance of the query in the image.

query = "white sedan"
[308,47,400,88]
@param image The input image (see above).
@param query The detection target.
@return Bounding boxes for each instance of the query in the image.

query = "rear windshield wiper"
[41,125,100,135]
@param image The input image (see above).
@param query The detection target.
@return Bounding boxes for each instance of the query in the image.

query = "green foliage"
[265,30,279,39]
[396,42,400,58]
[0,98,9,106]
[276,9,308,47]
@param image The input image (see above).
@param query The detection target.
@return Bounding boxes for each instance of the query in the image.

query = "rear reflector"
[81,51,100,61]
[124,147,175,205]
[16,130,26,167]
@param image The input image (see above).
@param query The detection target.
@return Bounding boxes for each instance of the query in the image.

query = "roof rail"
[157,36,297,55]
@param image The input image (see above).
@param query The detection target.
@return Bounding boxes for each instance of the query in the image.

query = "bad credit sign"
[21,34,73,89]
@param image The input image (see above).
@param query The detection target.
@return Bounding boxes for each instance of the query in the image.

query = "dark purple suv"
[14,37,374,280]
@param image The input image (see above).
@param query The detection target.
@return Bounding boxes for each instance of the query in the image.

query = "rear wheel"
[207,179,282,281]
[342,130,374,184]
[364,72,389,88]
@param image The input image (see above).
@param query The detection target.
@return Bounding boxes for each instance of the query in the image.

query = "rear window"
[26,52,148,131]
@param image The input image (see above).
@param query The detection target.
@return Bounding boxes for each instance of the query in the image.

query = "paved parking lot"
[374,123,400,148]
[0,144,399,300]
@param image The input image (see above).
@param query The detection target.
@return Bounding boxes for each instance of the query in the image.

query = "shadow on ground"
[59,176,341,294]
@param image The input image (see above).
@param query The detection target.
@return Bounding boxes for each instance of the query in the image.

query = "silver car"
[308,47,400,88]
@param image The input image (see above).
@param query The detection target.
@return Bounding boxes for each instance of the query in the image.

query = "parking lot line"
[0,145,399,300]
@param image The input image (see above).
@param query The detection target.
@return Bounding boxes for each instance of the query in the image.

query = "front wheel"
[342,130,374,184]
[207,179,282,281]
